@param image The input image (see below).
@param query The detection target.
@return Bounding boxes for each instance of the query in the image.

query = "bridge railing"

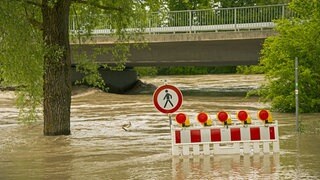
[70,4,296,35]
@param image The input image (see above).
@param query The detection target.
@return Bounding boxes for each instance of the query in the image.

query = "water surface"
[0,74,319,179]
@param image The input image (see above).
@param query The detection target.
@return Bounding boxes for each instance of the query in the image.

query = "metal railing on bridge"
[70,4,296,35]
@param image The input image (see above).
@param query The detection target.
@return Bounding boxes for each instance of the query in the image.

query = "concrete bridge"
[70,4,294,92]
[71,30,276,67]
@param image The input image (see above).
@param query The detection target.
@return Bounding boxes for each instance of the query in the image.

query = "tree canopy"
[258,0,320,113]
[218,0,291,7]
[166,0,291,11]
[0,0,160,135]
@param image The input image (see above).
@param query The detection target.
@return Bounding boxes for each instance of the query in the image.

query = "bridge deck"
[71,30,275,66]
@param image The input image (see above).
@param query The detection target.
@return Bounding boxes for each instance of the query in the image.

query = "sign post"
[295,57,299,132]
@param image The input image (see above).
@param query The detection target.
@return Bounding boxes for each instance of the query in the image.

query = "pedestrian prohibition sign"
[153,84,183,114]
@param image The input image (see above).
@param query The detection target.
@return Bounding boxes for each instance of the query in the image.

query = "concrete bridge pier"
[71,66,138,93]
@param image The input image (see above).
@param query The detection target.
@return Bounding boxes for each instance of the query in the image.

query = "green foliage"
[73,53,107,91]
[258,0,320,113]
[0,1,44,123]
[219,0,291,7]
[1,0,161,124]
[135,67,158,77]
[69,0,161,93]
[140,66,236,76]
[236,65,265,74]
[133,66,237,77]
[168,0,212,10]
[70,0,158,40]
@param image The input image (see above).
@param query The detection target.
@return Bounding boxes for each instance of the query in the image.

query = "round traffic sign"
[153,84,183,114]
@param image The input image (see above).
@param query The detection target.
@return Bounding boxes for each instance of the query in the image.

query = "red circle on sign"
[197,112,208,123]
[153,84,183,114]
[258,110,269,120]
[176,113,187,124]
[237,110,248,121]
[217,111,228,122]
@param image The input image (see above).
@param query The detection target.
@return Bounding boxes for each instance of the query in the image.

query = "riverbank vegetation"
[257,0,320,113]
[135,66,238,76]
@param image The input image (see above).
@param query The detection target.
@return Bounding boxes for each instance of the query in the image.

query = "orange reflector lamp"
[258,109,269,121]
[197,112,208,123]
[237,110,248,122]
[176,113,187,124]
[217,111,228,122]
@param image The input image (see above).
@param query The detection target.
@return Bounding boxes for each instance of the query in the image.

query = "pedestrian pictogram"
[163,90,174,108]
[153,84,183,114]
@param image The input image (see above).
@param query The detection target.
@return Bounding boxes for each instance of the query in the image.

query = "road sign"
[153,84,183,114]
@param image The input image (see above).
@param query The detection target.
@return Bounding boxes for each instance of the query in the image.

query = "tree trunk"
[42,0,72,135]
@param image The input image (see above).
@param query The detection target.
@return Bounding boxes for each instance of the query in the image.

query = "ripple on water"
[0,75,320,179]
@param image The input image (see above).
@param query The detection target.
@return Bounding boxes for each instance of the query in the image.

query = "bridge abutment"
[71,67,138,94]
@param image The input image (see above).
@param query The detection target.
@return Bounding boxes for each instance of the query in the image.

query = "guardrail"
[70,4,296,35]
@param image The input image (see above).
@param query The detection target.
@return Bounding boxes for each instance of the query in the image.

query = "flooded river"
[0,74,319,179]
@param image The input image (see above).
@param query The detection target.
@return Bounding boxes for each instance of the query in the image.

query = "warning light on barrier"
[175,113,190,127]
[216,111,232,125]
[236,110,252,124]
[197,112,212,126]
[258,109,273,124]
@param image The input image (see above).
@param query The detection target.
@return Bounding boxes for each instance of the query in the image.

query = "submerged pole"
[295,57,299,132]
[169,114,172,127]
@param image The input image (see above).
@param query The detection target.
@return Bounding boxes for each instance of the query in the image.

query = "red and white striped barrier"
[171,122,280,156]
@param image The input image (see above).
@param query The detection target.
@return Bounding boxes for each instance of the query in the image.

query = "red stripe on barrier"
[175,130,181,144]
[211,129,221,142]
[269,126,275,140]
[231,128,241,141]
[250,127,260,140]
[191,130,201,143]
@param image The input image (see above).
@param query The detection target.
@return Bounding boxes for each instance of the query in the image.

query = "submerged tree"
[259,0,320,113]
[0,0,160,135]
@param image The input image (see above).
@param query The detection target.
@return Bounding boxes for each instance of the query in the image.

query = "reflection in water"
[0,75,320,179]
[172,154,280,179]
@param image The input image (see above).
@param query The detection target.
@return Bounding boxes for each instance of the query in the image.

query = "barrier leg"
[263,142,270,153]
[243,142,251,154]
[274,122,280,153]
[193,144,200,155]
[253,142,260,153]
[273,141,280,152]
[213,144,220,154]
[182,145,190,156]
[172,145,180,156]
[203,144,210,155]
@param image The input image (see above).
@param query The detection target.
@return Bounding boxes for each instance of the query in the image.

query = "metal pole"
[282,4,285,19]
[234,8,237,31]
[295,57,299,132]
[189,10,192,33]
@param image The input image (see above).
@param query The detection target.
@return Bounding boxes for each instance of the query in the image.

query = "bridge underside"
[71,38,265,67]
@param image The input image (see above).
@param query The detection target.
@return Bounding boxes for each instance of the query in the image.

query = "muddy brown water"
[0,74,319,179]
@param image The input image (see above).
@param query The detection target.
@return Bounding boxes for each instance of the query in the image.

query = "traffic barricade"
[171,110,280,156]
